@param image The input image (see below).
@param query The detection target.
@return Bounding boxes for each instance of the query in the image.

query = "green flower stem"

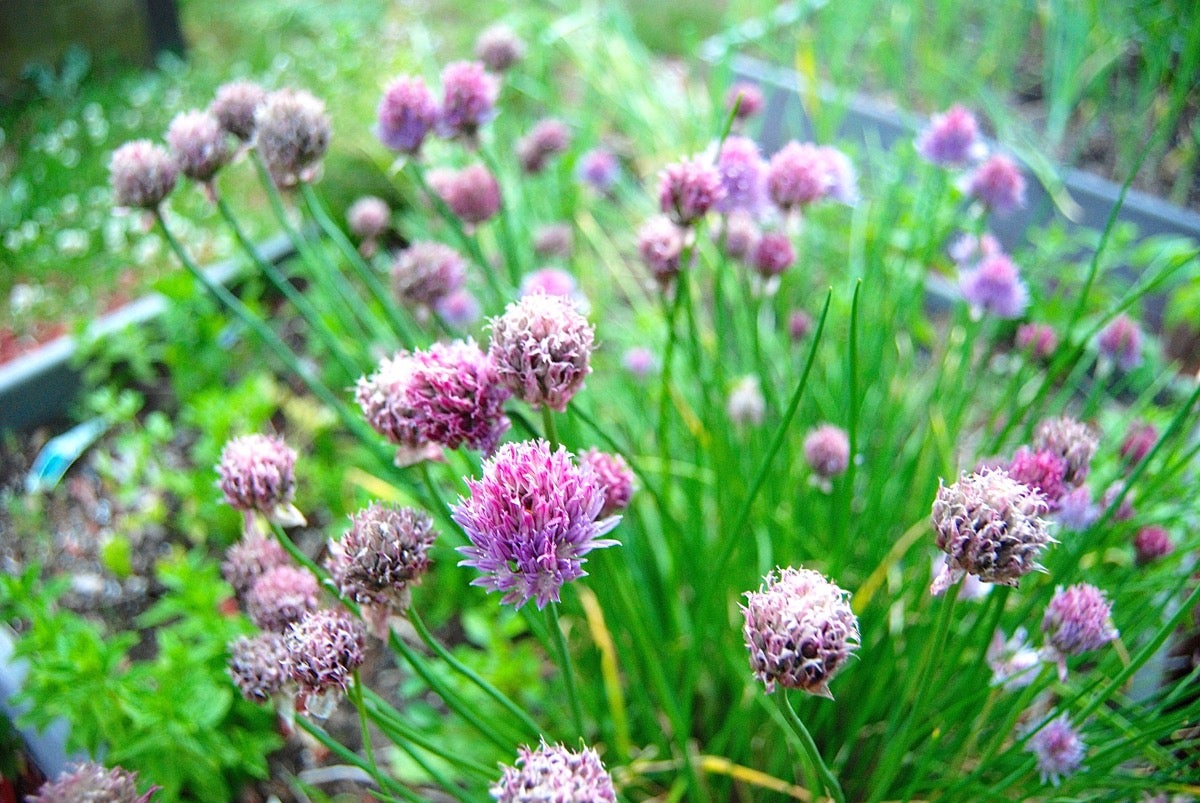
[655,267,690,503]
[297,717,417,803]
[350,670,380,781]
[541,405,560,451]
[417,462,469,545]
[298,183,420,348]
[547,601,585,740]
[213,194,362,378]
[362,705,479,803]
[479,144,524,288]
[267,522,359,615]
[407,607,541,740]
[362,690,497,780]
[833,280,862,576]
[779,692,845,803]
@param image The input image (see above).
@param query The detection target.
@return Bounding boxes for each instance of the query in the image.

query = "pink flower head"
[727,376,766,427]
[210,79,266,141]
[720,211,760,261]
[1119,421,1157,466]
[29,762,158,803]
[533,223,574,259]
[356,353,433,464]
[804,424,850,479]
[766,141,830,211]
[1097,314,1143,372]
[520,268,584,309]
[347,195,390,242]
[489,292,594,412]
[407,339,512,454]
[751,230,796,278]
[658,156,725,226]
[1055,486,1098,530]
[959,253,1029,319]
[580,448,636,517]
[986,627,1040,690]
[376,75,439,155]
[1027,715,1086,786]
[967,154,1026,215]
[725,81,765,120]
[283,609,366,717]
[436,288,482,329]
[436,164,502,224]
[916,104,984,167]
[577,147,620,193]
[713,135,768,216]
[930,468,1053,595]
[517,118,571,174]
[216,434,303,524]
[1033,417,1098,487]
[255,88,331,188]
[818,145,858,204]
[453,440,621,609]
[1007,447,1068,508]
[789,309,814,341]
[391,241,467,309]
[623,346,656,378]
[438,60,499,141]
[222,534,290,598]
[474,24,526,73]
[228,632,291,703]
[166,109,231,184]
[637,215,686,288]
[1016,323,1058,361]
[491,740,617,802]
[741,566,860,697]
[1042,583,1118,680]
[1133,525,1173,565]
[245,565,320,633]
[949,231,1004,266]
[109,140,178,209]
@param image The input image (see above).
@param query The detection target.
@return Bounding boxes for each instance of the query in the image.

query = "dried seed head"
[228,632,291,703]
[211,80,267,141]
[245,565,320,633]
[391,241,467,309]
[1033,416,1098,487]
[488,293,595,412]
[28,762,158,803]
[255,88,331,188]
[166,109,231,183]
[283,609,366,714]
[491,739,617,802]
[109,140,178,209]
[328,503,437,611]
[216,434,301,522]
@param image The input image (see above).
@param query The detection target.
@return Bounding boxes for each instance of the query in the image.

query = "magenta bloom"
[436,164,502,224]
[437,289,482,328]
[742,566,860,697]
[228,632,292,704]
[438,60,499,141]
[488,292,595,412]
[766,141,830,211]
[804,424,850,479]
[245,565,320,633]
[217,434,303,525]
[1007,447,1068,508]
[658,156,726,226]
[210,80,266,141]
[917,104,983,167]
[1027,715,1086,786]
[1097,314,1143,372]
[517,118,571,174]
[637,215,686,288]
[967,154,1026,215]
[356,353,433,465]
[520,267,580,302]
[475,24,526,73]
[255,88,331,188]
[959,253,1029,319]
[166,109,231,184]
[1119,421,1157,466]
[453,440,620,609]
[789,309,813,341]
[1133,525,1173,565]
[1016,323,1058,361]
[391,241,467,309]
[491,740,617,802]
[29,762,158,803]
[726,81,765,120]
[580,449,636,517]
[407,339,512,454]
[577,148,620,193]
[714,135,768,216]
[109,140,178,209]
[283,609,366,718]
[751,230,795,278]
[1042,583,1118,680]
[376,76,439,154]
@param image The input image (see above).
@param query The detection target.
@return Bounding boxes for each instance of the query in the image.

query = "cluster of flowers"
[26,761,159,803]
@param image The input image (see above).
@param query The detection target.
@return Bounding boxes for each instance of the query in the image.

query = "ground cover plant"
[5,2,1200,801]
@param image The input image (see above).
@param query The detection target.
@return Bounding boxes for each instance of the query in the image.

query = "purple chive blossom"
[1101,483,1136,522]
[438,60,499,141]
[1042,583,1118,680]
[437,288,482,328]
[166,109,231,184]
[255,88,331,188]
[1097,314,1143,372]
[491,740,617,803]
[376,76,439,155]
[222,534,290,598]
[1133,526,1174,565]
[391,241,467,309]
[916,104,984,167]
[959,253,1030,319]
[357,353,427,460]
[576,148,620,193]
[658,156,726,227]
[228,632,292,703]
[453,440,620,609]
[520,268,585,311]
[580,449,636,517]
[1033,417,1098,487]
[534,223,574,259]
[28,762,158,803]
[930,468,1054,595]
[109,140,178,209]
[210,79,267,141]
[967,154,1026,215]
[987,627,1040,690]
[488,293,595,412]
[766,141,831,211]
[637,215,686,288]
[751,231,796,278]
[436,164,502,225]
[741,566,860,698]
[713,135,768,216]
[474,24,526,73]
[1027,715,1086,786]
[727,376,766,427]
[931,555,991,601]
[1007,447,1069,509]
[789,310,814,341]
[818,145,858,205]
[623,346,656,378]
[1016,323,1058,361]
[347,196,390,240]
[517,118,571,174]
[407,339,512,454]
[720,211,761,261]
[949,231,1004,266]
[283,609,366,718]
[216,434,305,526]
[1119,421,1157,466]
[245,565,320,633]
[804,424,851,479]
[725,81,765,120]
[1055,486,1098,530]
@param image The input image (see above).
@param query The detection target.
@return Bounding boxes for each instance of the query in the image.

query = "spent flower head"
[407,339,511,454]
[109,140,178,210]
[1033,416,1098,487]
[356,353,437,465]
[391,241,467,309]
[727,376,766,427]
[255,88,331,188]
[222,534,290,598]
[347,195,390,241]
[491,739,617,803]
[210,79,266,141]
[376,75,439,155]
[488,292,595,412]
[216,434,305,526]
[28,762,158,803]
[453,440,620,609]
[228,632,292,704]
[283,608,367,717]
[741,566,860,697]
[245,565,320,633]
[166,109,231,184]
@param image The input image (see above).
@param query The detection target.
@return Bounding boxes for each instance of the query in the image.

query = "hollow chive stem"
[547,601,585,740]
